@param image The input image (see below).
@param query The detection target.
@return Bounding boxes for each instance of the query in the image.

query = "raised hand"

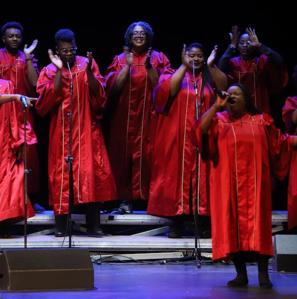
[145,47,153,69]
[123,46,133,66]
[229,25,240,47]
[207,45,218,67]
[24,39,38,56]
[48,49,63,70]
[246,27,261,48]
[214,90,229,109]
[181,44,189,66]
[87,51,93,71]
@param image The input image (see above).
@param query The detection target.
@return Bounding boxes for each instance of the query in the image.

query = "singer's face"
[226,85,246,115]
[186,47,205,70]
[56,41,77,65]
[2,28,22,52]
[131,25,147,50]
[238,34,255,58]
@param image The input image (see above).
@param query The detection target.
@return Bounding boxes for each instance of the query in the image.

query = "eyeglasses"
[132,31,146,37]
[58,47,77,55]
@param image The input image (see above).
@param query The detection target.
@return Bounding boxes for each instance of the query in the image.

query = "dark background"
[1,1,295,210]
[2,2,296,76]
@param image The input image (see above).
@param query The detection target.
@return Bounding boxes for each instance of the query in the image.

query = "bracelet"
[25,58,32,62]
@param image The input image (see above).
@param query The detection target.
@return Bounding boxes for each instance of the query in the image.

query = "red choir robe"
[105,50,170,200]
[0,79,35,222]
[36,56,116,215]
[147,70,215,217]
[0,48,40,194]
[227,55,287,113]
[194,112,292,261]
[282,96,297,229]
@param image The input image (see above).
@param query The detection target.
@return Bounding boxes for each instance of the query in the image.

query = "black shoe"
[0,222,11,238]
[227,276,248,288]
[259,274,273,289]
[55,214,68,237]
[168,225,183,238]
[87,227,105,237]
[117,201,133,214]
[0,231,11,238]
[86,203,103,237]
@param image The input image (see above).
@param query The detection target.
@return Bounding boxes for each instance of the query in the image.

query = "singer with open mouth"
[35,29,116,237]
[194,82,297,288]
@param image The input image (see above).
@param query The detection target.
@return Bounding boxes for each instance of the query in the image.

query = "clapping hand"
[87,51,93,71]
[182,44,190,66]
[24,39,38,57]
[229,25,240,48]
[145,47,153,69]
[207,45,218,67]
[123,46,133,66]
[48,49,63,70]
[246,27,261,48]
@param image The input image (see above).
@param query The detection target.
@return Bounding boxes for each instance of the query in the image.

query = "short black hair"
[55,28,76,44]
[185,42,204,53]
[124,21,153,49]
[1,21,23,37]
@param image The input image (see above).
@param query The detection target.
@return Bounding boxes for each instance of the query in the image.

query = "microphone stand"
[66,62,74,248]
[22,100,29,248]
[192,61,202,268]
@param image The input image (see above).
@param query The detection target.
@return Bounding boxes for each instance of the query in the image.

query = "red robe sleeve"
[104,56,121,97]
[0,80,37,150]
[282,96,297,134]
[87,58,106,115]
[192,113,220,163]
[153,51,171,75]
[153,69,176,114]
[35,65,64,117]
[265,60,288,95]
[11,105,37,150]
[263,113,293,180]
[105,51,171,98]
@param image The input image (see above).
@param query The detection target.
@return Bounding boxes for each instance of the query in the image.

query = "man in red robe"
[105,21,170,213]
[0,21,42,210]
[218,26,288,114]
[36,29,116,237]
[194,83,295,288]
[148,43,227,237]
[282,66,297,230]
[0,79,36,237]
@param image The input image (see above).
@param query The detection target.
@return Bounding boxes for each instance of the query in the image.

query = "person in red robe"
[105,21,170,214]
[0,21,42,211]
[194,83,296,288]
[36,29,116,237]
[282,66,297,230]
[148,43,227,237]
[218,26,288,114]
[0,79,37,237]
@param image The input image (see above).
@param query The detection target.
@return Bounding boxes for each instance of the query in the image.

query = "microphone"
[66,62,73,97]
[20,95,28,108]
[215,89,231,100]
[192,61,198,95]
